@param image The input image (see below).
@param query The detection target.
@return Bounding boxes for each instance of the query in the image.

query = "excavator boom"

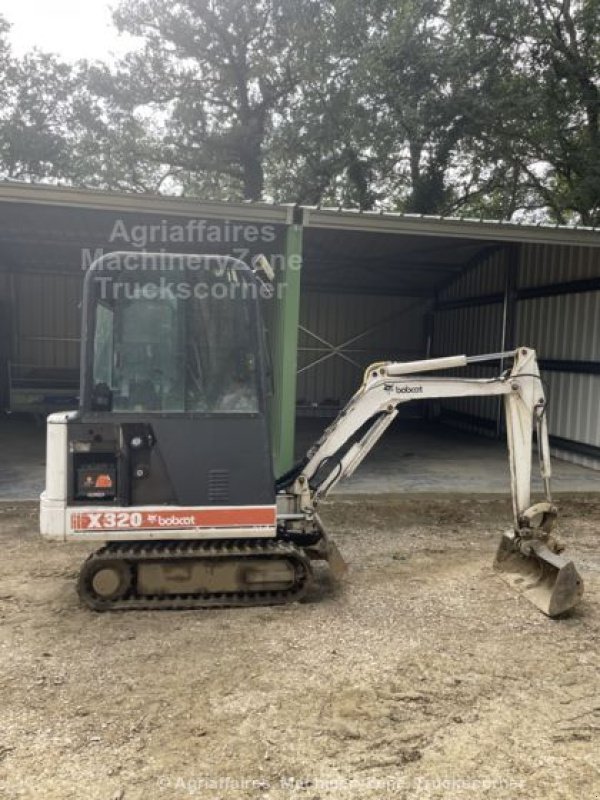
[281,346,583,617]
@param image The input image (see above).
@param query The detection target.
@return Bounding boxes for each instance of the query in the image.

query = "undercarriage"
[78,538,314,611]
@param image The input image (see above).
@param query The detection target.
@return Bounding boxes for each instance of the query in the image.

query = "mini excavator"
[40,253,584,616]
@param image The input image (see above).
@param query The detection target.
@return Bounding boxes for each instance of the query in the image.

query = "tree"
[103,0,326,200]
[65,65,171,192]
[350,0,519,214]
[527,0,600,224]
[0,13,168,191]
[1,1,597,222]
[0,17,75,181]
[460,0,600,224]
[266,0,382,208]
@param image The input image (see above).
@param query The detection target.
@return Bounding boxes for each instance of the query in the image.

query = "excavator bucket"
[494,532,584,617]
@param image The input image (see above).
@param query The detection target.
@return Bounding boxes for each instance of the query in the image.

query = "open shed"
[300,209,600,472]
[1,182,599,482]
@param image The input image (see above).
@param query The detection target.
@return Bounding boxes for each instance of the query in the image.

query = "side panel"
[41,500,277,543]
[149,417,274,506]
[45,413,73,501]
[65,416,275,507]
[40,412,77,540]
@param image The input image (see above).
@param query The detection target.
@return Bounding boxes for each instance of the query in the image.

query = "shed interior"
[0,184,599,501]
[299,225,490,413]
[299,215,600,475]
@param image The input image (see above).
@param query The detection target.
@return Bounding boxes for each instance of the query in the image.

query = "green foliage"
[0,1,598,223]
[457,0,600,224]
[105,0,327,199]
[0,21,74,181]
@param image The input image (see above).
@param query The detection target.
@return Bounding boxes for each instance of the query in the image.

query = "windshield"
[88,260,261,414]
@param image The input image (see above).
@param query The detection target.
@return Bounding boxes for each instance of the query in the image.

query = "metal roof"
[0,181,599,247]
[302,206,600,247]
[1,181,599,301]
[0,181,295,225]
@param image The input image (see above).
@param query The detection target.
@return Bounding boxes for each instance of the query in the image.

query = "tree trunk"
[241,155,264,201]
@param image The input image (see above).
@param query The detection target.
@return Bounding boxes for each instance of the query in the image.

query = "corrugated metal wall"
[433,303,505,434]
[297,291,427,412]
[13,273,82,370]
[519,243,600,285]
[0,271,11,407]
[517,244,600,469]
[439,247,507,299]
[433,248,508,435]
[433,243,600,469]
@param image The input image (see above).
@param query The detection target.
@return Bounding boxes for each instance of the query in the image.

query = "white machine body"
[41,413,277,542]
[42,346,551,545]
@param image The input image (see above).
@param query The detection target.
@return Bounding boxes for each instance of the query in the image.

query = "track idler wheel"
[78,558,133,610]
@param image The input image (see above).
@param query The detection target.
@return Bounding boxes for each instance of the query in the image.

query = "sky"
[2,0,136,62]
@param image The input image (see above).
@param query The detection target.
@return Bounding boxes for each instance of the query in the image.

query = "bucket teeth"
[494,531,584,618]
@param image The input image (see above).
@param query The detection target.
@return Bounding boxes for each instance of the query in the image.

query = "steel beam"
[519,276,600,299]
[436,274,600,312]
[0,181,292,224]
[302,207,600,247]
[539,359,600,375]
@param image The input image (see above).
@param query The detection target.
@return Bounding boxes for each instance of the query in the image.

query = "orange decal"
[70,507,277,532]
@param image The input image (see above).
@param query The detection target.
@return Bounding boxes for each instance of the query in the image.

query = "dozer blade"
[494,532,584,617]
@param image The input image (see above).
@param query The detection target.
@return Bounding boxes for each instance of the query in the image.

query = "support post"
[497,244,520,436]
[271,221,303,477]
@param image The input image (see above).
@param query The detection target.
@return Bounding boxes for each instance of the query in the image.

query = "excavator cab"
[75,252,275,511]
[86,259,261,416]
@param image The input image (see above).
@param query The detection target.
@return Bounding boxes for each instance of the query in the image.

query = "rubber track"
[78,538,313,611]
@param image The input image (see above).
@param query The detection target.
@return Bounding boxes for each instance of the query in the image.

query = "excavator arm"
[280,347,583,617]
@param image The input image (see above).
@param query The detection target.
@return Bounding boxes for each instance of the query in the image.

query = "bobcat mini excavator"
[40,253,584,617]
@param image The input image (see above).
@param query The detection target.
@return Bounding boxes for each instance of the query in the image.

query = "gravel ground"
[0,496,599,800]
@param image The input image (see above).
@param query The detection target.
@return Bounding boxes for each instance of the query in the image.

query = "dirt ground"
[0,497,599,800]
